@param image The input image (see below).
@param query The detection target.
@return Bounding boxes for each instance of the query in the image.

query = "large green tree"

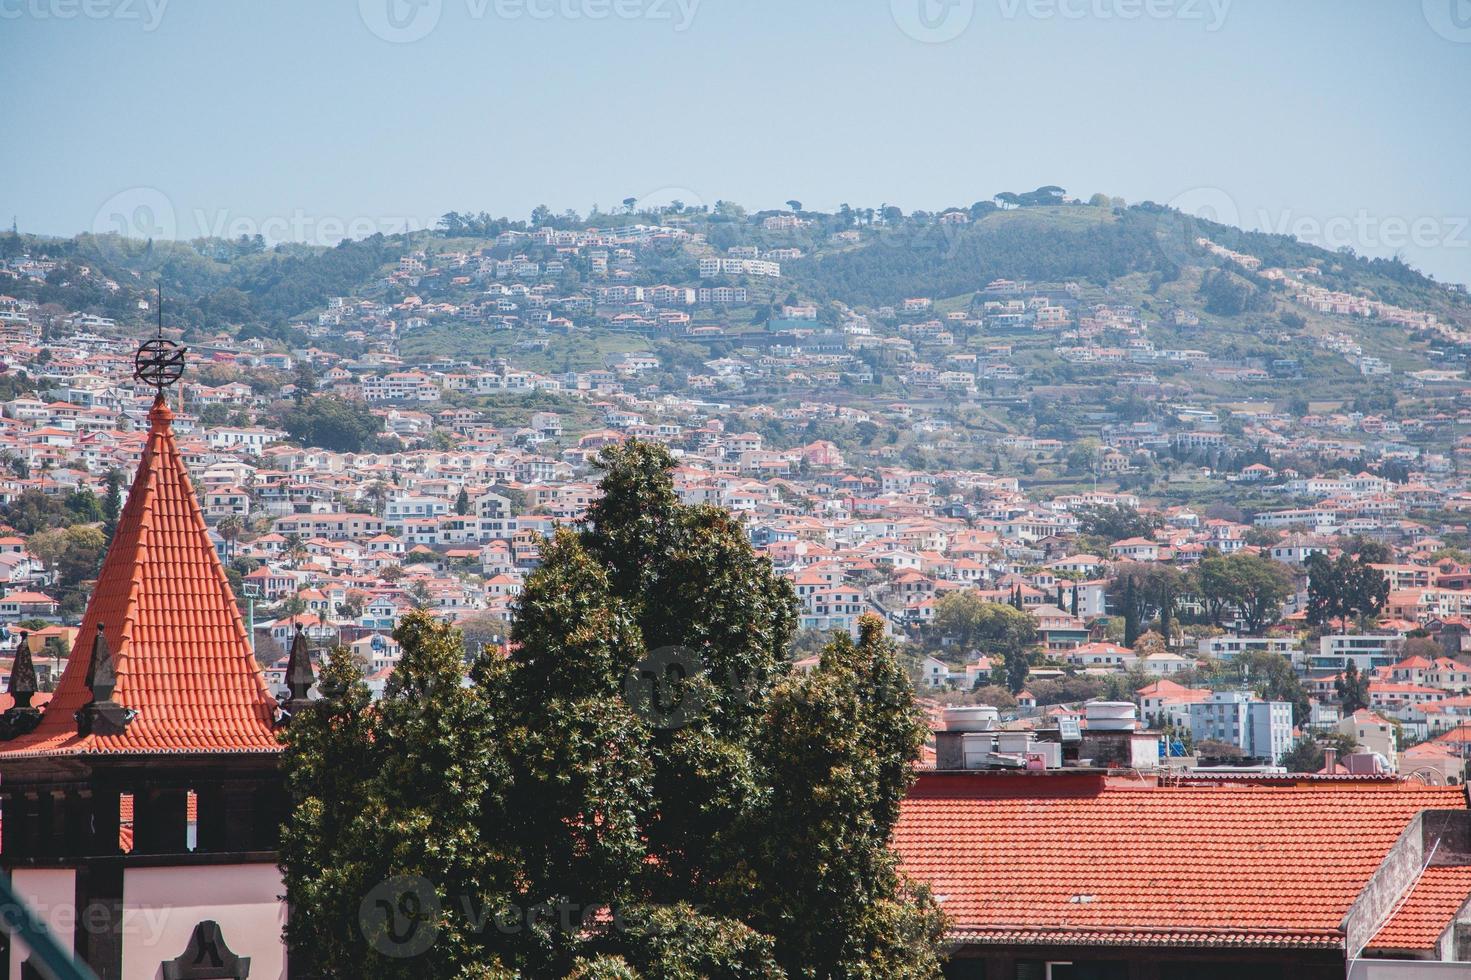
[931,592,1035,654]
[1108,563,1184,645]
[1307,553,1390,632]
[282,440,944,978]
[1194,551,1294,632]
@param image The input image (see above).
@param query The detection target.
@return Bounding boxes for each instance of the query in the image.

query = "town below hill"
[3,190,1471,778]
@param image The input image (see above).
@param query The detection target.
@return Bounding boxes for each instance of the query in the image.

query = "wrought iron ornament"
[134,285,186,390]
[134,336,186,389]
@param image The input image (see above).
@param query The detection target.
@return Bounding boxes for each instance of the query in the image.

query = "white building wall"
[7,867,75,975]
[121,863,287,980]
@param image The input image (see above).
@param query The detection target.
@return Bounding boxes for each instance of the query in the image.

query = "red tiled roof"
[0,397,279,757]
[1367,865,1471,951]
[893,771,1467,950]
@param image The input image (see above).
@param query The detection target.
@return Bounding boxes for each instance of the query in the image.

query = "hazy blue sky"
[3,0,1469,283]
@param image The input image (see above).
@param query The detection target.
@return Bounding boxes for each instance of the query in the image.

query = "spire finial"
[84,621,116,701]
[134,284,186,392]
[7,631,36,708]
[279,621,317,722]
[77,621,133,736]
[0,631,42,740]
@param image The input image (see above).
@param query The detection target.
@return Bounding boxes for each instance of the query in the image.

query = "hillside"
[5,192,1471,494]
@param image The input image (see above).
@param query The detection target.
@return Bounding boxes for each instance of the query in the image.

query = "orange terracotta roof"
[893,771,1466,950]
[0,397,279,757]
[1367,865,1471,951]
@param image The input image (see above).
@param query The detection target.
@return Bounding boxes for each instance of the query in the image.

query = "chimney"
[1322,747,1338,773]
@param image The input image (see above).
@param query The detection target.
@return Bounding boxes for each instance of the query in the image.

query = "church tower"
[0,334,299,978]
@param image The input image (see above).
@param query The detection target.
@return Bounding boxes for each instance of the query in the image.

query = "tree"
[337,588,368,620]
[283,532,307,564]
[1076,504,1160,543]
[932,592,1035,655]
[1122,576,1140,647]
[283,395,384,453]
[1194,551,1294,632]
[784,200,802,214]
[29,525,106,616]
[405,578,433,610]
[2,489,71,535]
[216,515,244,560]
[1336,660,1371,714]
[1347,536,1393,565]
[1237,650,1310,726]
[1279,731,1357,772]
[1307,553,1390,632]
[293,362,318,402]
[282,616,522,978]
[364,480,391,517]
[454,488,470,516]
[1003,649,1030,694]
[101,468,124,541]
[283,441,944,977]
[1109,563,1182,646]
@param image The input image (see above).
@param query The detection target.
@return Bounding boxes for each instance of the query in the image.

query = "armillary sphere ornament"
[135,285,187,390]
[134,336,186,390]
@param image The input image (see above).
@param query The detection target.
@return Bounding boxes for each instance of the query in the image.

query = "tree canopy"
[283,394,385,453]
[282,440,945,978]
[1194,551,1294,633]
[1306,553,1389,632]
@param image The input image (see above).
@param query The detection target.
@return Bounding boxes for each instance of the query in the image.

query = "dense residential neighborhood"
[4,195,1471,976]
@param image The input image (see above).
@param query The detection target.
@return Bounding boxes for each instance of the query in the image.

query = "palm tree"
[283,531,307,564]
[364,481,390,518]
[216,515,243,560]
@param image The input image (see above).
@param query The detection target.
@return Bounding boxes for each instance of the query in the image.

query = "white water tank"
[1085,701,1137,731]
[944,705,1000,732]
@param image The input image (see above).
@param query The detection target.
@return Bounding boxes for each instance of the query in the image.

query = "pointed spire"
[0,632,42,741]
[84,622,115,702]
[8,631,37,709]
[77,621,131,737]
[281,622,316,717]
[0,363,277,755]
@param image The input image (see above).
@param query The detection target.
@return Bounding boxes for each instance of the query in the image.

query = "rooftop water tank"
[944,705,1000,732]
[1085,701,1137,731]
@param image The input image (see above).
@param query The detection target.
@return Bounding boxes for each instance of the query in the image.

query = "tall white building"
[1188,691,1294,764]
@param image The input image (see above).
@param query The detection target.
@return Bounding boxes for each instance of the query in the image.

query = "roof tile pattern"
[1367,865,1471,952]
[0,397,279,756]
[893,772,1467,949]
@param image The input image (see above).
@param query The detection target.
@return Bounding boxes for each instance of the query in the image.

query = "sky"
[3,0,1470,284]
